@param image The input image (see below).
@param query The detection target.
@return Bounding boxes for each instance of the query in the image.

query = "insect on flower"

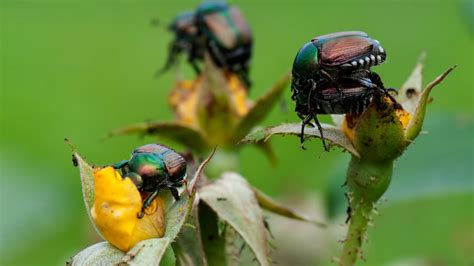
[160,1,253,88]
[111,144,187,218]
[291,31,399,150]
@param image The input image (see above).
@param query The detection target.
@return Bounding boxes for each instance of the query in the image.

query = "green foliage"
[1,1,472,265]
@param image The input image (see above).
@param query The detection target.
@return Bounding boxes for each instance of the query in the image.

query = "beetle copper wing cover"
[203,6,251,50]
[314,32,374,67]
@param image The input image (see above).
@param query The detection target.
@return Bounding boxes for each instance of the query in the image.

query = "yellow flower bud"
[342,96,413,146]
[91,167,165,252]
[168,72,251,130]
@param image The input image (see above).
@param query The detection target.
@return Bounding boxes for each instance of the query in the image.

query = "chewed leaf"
[398,52,425,114]
[121,238,171,265]
[164,191,194,241]
[199,173,270,266]
[106,121,209,152]
[331,114,345,128]
[232,73,290,142]
[72,152,95,212]
[164,147,215,241]
[66,140,104,239]
[242,123,359,157]
[67,242,123,265]
[252,187,326,227]
[405,65,457,143]
[68,239,172,265]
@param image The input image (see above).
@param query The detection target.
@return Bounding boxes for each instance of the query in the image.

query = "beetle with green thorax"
[111,144,187,218]
[160,1,253,88]
[291,31,399,150]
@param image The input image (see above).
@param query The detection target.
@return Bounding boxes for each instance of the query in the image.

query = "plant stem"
[339,200,372,266]
[339,156,393,266]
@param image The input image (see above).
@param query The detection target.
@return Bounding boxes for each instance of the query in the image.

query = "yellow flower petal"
[91,167,165,252]
[225,72,251,118]
[396,108,412,129]
[342,97,412,146]
[168,79,200,128]
[342,113,358,145]
[167,72,251,129]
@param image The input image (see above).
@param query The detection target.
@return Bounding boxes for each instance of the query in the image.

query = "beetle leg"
[189,44,202,74]
[208,40,227,67]
[312,114,329,152]
[138,189,160,219]
[157,42,182,76]
[236,68,251,89]
[300,114,312,150]
[169,187,180,201]
[190,59,201,74]
[321,69,344,105]
[370,71,402,109]
[300,80,318,150]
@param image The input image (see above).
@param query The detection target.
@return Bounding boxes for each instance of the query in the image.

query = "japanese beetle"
[111,144,187,218]
[195,1,253,88]
[159,11,202,75]
[291,31,398,150]
[160,1,253,88]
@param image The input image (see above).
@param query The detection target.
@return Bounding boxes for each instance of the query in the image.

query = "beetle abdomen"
[315,79,374,115]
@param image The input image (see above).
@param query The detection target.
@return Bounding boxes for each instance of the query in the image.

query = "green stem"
[339,156,393,266]
[340,200,372,265]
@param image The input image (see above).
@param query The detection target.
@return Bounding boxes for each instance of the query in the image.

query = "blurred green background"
[1,0,473,265]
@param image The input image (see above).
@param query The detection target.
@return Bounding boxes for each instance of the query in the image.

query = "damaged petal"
[398,52,425,114]
[91,167,165,252]
[351,96,406,162]
[405,65,456,144]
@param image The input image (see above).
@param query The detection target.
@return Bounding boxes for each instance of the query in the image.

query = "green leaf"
[106,121,209,152]
[121,238,172,266]
[67,242,123,265]
[160,247,177,266]
[398,52,425,115]
[71,152,94,214]
[232,73,290,142]
[198,202,228,265]
[69,238,172,265]
[172,203,207,266]
[199,173,270,266]
[164,147,215,241]
[242,123,359,157]
[405,65,457,143]
[66,140,104,239]
[252,186,326,227]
